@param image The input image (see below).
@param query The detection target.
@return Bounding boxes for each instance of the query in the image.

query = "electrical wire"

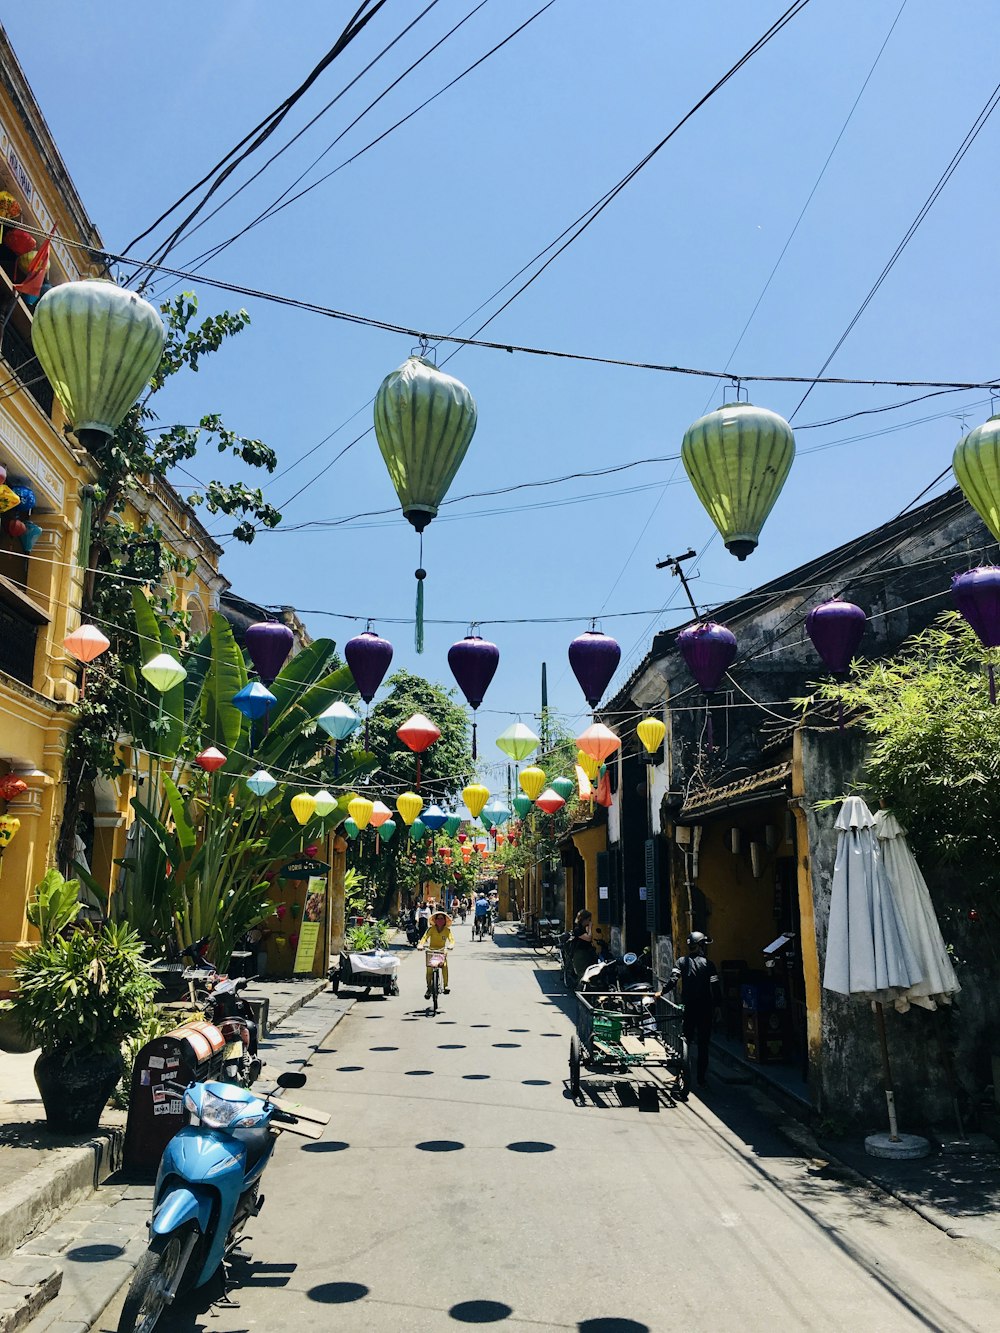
[123,1,391,280]
[790,73,1000,421]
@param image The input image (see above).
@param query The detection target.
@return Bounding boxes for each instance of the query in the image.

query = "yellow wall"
[688,804,791,967]
[570,824,607,948]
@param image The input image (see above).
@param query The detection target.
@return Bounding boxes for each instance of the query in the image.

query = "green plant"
[345,922,377,951]
[805,612,1000,904]
[26,868,82,943]
[12,921,158,1058]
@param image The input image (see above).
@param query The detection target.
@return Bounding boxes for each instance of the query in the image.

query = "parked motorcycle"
[182,938,261,1087]
[117,1071,322,1332]
[579,949,661,1035]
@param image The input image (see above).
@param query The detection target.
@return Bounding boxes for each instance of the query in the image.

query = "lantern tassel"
[990,663,997,706]
[472,717,478,761]
[334,741,340,777]
[705,698,714,750]
[415,535,426,654]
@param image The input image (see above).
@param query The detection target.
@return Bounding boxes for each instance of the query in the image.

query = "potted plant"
[10,871,157,1132]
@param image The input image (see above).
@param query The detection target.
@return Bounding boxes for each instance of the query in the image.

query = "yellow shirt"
[419,923,455,950]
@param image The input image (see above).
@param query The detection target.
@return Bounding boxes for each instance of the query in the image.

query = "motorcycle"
[405,915,422,948]
[182,938,261,1087]
[579,949,661,1035]
[117,1071,324,1332]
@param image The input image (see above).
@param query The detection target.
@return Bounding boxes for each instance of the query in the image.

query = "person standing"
[668,932,720,1087]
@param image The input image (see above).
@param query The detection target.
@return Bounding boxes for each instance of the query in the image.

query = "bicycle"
[425,948,447,1014]
[473,915,488,942]
[532,924,561,955]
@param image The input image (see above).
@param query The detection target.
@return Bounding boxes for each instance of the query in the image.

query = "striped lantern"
[953,415,1000,541]
[374,355,477,650]
[31,281,165,450]
[681,402,795,559]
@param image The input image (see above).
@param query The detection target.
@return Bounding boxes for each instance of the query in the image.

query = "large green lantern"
[374,355,477,650]
[681,402,795,560]
[954,416,1000,541]
[31,280,165,450]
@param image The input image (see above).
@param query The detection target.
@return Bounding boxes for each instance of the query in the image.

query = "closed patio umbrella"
[823,796,928,1157]
[874,810,960,1013]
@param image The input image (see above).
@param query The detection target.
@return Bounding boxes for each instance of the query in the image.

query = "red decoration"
[4,228,35,256]
[305,843,319,858]
[0,775,27,801]
[968,909,980,922]
[195,747,226,773]
[396,713,441,753]
[457,831,467,844]
[6,518,26,539]
[535,789,566,815]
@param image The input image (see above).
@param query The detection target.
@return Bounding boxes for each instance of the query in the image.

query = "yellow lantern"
[519,766,546,801]
[396,791,423,826]
[290,792,316,826]
[637,716,666,755]
[0,815,20,851]
[348,795,374,831]
[576,749,600,781]
[462,783,490,819]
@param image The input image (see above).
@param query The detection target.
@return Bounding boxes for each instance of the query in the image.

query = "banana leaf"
[199,613,247,753]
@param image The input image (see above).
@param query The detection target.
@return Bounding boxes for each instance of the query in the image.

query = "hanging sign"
[293,878,325,973]
[280,857,330,881]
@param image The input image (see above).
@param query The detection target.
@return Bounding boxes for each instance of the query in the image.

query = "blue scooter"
[117,1072,320,1332]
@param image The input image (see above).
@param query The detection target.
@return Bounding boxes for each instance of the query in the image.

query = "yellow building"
[0,28,106,987]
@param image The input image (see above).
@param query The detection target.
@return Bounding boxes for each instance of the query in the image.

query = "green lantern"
[343,817,360,841]
[31,280,165,451]
[551,775,576,803]
[681,402,795,560]
[479,810,495,832]
[443,814,462,837]
[495,722,539,762]
[379,818,397,844]
[410,817,427,843]
[954,415,1000,541]
[374,355,477,651]
[512,794,533,819]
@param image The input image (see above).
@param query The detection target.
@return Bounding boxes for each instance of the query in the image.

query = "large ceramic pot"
[34,1048,124,1133]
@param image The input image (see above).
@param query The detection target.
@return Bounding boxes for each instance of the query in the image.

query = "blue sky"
[6,1,998,778]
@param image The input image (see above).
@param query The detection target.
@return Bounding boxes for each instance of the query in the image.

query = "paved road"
[101,923,1000,1332]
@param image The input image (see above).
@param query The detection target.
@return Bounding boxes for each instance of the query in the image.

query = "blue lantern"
[20,521,42,553]
[246,769,277,798]
[233,682,277,721]
[11,484,35,519]
[317,700,360,775]
[422,804,447,833]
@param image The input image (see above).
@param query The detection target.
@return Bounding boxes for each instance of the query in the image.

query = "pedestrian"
[667,931,720,1088]
[570,909,598,984]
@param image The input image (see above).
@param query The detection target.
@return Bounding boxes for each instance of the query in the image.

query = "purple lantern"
[952,567,1000,703]
[568,630,621,708]
[245,620,293,685]
[345,630,394,703]
[676,621,737,694]
[806,599,866,674]
[448,635,500,759]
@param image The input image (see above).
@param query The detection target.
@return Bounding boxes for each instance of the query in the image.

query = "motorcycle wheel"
[117,1226,194,1333]
[569,1034,582,1102]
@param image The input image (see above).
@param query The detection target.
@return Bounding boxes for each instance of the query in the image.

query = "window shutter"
[644,837,658,932]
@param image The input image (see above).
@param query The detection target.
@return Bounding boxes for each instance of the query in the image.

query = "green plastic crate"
[592,1011,624,1042]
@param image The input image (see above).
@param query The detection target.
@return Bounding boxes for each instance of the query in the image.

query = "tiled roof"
[680,762,792,819]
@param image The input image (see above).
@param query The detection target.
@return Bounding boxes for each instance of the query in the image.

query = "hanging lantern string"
[11,221,1000,394]
[415,531,426,654]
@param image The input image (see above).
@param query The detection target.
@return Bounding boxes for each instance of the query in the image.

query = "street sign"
[279,857,330,880]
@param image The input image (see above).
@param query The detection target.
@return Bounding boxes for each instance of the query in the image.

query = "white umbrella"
[823,796,927,1155]
[874,810,960,1013]
[823,797,922,998]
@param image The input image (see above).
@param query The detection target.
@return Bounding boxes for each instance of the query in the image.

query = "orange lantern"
[576,723,621,764]
[0,774,28,801]
[536,788,566,815]
[63,624,111,664]
[461,846,472,863]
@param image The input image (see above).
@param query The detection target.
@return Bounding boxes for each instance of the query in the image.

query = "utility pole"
[655,548,701,619]
[327,832,348,966]
[540,661,549,753]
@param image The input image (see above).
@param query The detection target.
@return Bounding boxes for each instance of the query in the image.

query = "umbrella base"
[865,1132,930,1160]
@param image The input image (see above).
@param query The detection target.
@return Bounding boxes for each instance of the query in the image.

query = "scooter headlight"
[186,1087,249,1131]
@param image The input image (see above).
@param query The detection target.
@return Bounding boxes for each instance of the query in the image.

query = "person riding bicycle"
[473,893,490,937]
[418,909,455,997]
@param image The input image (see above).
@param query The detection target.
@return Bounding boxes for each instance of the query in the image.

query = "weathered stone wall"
[800,729,998,1132]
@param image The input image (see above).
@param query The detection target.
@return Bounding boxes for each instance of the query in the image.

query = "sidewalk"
[706,1041,1000,1269]
[0,978,346,1333]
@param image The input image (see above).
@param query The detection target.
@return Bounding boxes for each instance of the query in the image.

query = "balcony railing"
[0,597,38,687]
[0,319,54,417]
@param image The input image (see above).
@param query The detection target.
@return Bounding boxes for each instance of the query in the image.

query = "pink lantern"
[396,713,440,788]
[63,624,111,664]
[370,801,393,828]
[535,788,566,815]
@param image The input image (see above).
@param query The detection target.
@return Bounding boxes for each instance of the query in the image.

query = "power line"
[122,1,391,279]
[790,73,1000,421]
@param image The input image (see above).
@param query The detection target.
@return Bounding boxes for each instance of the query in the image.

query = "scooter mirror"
[276,1072,307,1090]
[622,952,638,967]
